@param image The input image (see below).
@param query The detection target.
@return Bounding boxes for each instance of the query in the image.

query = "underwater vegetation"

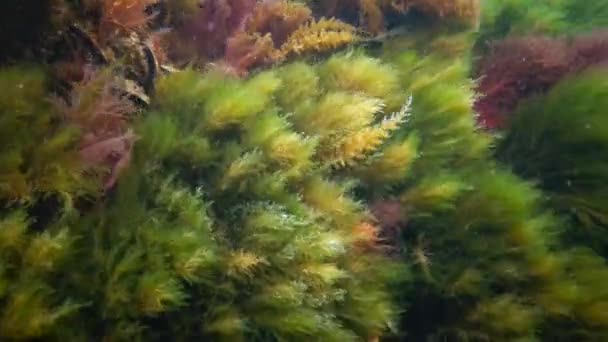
[478,0,608,43]
[171,0,359,75]
[473,0,608,128]
[498,70,608,259]
[0,67,98,204]
[475,31,608,129]
[56,67,139,190]
[1,0,608,341]
[373,34,608,341]
[0,66,101,339]
[0,52,413,340]
[312,0,480,34]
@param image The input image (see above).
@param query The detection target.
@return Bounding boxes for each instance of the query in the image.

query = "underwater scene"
[2,0,608,341]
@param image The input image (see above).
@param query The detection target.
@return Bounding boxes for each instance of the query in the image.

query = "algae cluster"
[1,0,608,341]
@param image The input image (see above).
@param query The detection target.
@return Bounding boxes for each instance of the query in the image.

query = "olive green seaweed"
[499,70,608,258]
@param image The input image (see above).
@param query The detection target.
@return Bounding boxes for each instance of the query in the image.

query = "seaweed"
[475,31,608,129]
[2,1,608,341]
[498,70,608,258]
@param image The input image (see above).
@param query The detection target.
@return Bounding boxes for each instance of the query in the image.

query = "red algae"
[475,31,608,129]
[177,0,256,59]
[99,0,152,42]
[56,67,138,189]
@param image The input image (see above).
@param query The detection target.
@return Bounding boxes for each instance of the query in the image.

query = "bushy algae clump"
[0,67,97,204]
[0,67,99,339]
[0,53,413,340]
[498,71,608,258]
[110,58,413,340]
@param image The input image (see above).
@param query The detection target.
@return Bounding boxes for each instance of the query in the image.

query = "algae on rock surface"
[1,0,608,341]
